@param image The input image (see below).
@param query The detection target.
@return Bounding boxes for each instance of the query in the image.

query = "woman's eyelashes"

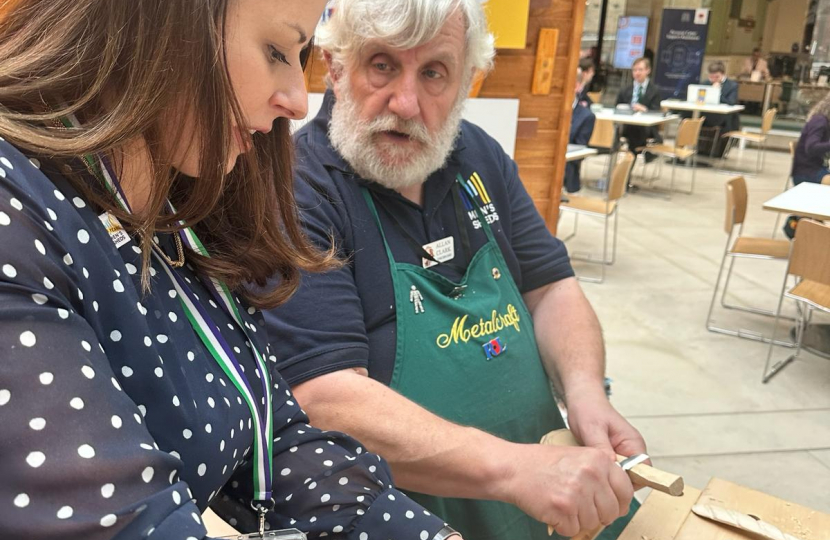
[268,45,291,66]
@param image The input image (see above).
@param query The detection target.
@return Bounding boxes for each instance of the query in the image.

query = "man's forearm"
[523,277,606,401]
[291,369,516,500]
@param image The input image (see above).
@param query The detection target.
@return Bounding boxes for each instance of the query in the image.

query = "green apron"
[362,180,568,540]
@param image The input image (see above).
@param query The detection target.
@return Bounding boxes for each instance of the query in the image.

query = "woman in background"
[792,94,830,186]
[785,94,830,236]
[0,1,456,539]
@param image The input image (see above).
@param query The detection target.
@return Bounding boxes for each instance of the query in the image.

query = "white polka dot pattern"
[0,141,445,539]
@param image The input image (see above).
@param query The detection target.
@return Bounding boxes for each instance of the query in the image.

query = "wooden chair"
[559,152,635,283]
[721,108,777,173]
[585,118,616,184]
[706,177,794,344]
[764,220,830,382]
[638,117,705,197]
[586,91,602,105]
[772,140,798,238]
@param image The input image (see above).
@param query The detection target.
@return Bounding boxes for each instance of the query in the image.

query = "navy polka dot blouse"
[0,139,447,540]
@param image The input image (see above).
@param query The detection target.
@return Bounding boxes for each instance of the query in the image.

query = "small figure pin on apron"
[410,285,425,314]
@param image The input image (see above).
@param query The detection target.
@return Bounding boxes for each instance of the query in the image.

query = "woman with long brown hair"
[0,1,454,539]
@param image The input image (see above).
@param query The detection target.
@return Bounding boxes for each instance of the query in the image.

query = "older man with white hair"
[264,1,646,539]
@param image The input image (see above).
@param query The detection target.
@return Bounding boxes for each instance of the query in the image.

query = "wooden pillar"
[477,0,587,233]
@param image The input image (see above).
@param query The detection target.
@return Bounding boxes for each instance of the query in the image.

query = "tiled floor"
[559,145,830,513]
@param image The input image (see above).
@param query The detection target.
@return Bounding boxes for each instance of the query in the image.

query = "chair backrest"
[789,220,830,288]
[587,92,602,105]
[675,117,705,148]
[724,176,748,233]
[607,152,635,202]
[589,119,615,149]
[761,108,778,134]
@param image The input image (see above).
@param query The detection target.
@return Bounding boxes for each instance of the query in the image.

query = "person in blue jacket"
[702,61,741,135]
[565,70,597,193]
[783,94,830,237]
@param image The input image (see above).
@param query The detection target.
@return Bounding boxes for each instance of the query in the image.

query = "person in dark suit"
[616,57,662,159]
[702,61,740,134]
[697,61,740,158]
[576,57,596,105]
[565,72,596,192]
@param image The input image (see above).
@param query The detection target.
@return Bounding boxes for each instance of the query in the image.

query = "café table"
[565,144,598,162]
[660,100,745,120]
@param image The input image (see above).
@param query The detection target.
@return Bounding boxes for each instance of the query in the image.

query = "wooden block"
[675,478,830,540]
[692,505,802,540]
[617,488,703,540]
[530,0,551,10]
[516,118,540,139]
[531,28,559,95]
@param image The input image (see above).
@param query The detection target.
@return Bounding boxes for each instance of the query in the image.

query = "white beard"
[328,76,467,191]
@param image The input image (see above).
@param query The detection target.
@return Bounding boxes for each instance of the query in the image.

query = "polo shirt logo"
[460,172,500,229]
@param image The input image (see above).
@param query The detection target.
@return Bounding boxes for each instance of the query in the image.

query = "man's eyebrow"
[284,22,307,44]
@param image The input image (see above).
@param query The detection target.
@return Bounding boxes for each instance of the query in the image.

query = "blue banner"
[654,9,711,100]
[613,17,649,70]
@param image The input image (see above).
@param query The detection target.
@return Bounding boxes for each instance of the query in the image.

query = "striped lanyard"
[59,116,274,506]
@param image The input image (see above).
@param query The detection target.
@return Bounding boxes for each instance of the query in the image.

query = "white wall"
[763,0,809,53]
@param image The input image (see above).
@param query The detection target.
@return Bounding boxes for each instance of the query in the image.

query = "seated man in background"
[616,57,662,160]
[577,57,597,105]
[566,68,596,193]
[741,48,770,80]
[263,1,646,540]
[701,61,740,157]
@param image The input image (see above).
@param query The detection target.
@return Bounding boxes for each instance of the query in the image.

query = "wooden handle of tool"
[540,429,684,496]
[541,430,684,536]
[615,454,684,497]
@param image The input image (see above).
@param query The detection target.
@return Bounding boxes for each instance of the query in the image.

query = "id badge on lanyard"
[218,528,306,540]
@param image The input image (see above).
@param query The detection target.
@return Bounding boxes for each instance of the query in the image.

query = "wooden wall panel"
[304,0,586,234]
[480,0,586,233]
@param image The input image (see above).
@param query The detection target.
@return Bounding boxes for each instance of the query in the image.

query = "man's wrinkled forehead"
[350,10,466,67]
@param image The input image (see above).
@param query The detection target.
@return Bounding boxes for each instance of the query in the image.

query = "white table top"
[763,183,830,221]
[565,145,598,162]
[661,100,745,115]
[593,109,680,126]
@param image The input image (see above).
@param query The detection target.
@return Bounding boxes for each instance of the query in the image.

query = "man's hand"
[632,103,648,113]
[499,444,633,537]
[565,387,648,464]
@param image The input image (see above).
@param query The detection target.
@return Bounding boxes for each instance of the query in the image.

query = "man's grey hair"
[316,0,495,81]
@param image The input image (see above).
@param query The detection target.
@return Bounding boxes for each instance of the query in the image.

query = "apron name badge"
[422,236,455,269]
[98,212,131,248]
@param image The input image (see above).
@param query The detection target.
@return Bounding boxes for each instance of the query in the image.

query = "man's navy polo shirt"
[264,91,575,387]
